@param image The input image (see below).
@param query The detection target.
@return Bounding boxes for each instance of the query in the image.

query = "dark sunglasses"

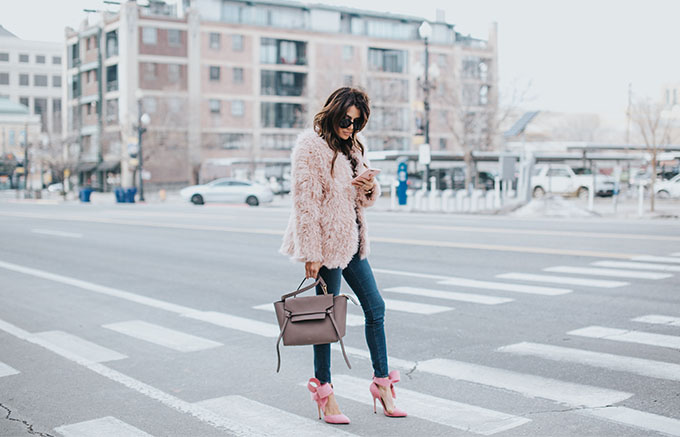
[339,116,362,130]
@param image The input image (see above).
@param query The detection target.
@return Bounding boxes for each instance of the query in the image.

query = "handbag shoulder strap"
[280,276,327,301]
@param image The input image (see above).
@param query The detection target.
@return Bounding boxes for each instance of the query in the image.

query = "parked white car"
[531,164,616,198]
[180,178,274,206]
[655,174,680,198]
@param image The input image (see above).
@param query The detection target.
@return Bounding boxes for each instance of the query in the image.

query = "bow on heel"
[307,378,351,425]
[369,370,407,417]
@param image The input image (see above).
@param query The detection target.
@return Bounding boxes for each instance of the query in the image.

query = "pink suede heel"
[307,378,351,425]
[370,370,407,417]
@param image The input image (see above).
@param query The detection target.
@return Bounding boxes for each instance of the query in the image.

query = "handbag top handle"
[280,276,328,301]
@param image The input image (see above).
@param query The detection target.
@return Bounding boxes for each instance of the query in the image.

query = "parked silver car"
[180,178,274,206]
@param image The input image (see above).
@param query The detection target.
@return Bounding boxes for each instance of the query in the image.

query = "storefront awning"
[74,162,98,173]
[96,160,121,172]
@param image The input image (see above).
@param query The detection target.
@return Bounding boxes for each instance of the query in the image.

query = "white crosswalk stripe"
[582,407,680,437]
[253,303,365,327]
[544,266,672,280]
[568,326,680,349]
[633,255,680,264]
[182,311,280,338]
[54,416,154,437]
[498,342,680,381]
[331,344,417,371]
[592,260,680,272]
[0,361,19,378]
[381,298,452,314]
[496,272,628,288]
[195,395,358,437]
[374,268,571,295]
[632,314,680,327]
[330,375,531,435]
[32,331,127,363]
[102,320,222,352]
[384,286,514,305]
[418,358,632,408]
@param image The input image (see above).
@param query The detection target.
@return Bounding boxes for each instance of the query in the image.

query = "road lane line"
[0,317,264,436]
[495,272,628,288]
[181,311,280,338]
[252,304,365,327]
[54,416,154,437]
[329,375,531,435]
[0,260,282,339]
[384,286,514,305]
[102,320,222,352]
[418,358,632,408]
[32,331,127,363]
[498,342,680,381]
[568,326,680,349]
[31,229,83,238]
[374,268,572,296]
[195,395,358,437]
[632,315,680,327]
[0,361,19,378]
[633,255,680,264]
[415,224,680,242]
[582,407,680,437]
[0,211,644,259]
[544,266,672,280]
[591,260,680,272]
[382,298,453,314]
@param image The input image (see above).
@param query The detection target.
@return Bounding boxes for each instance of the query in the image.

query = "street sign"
[419,144,431,165]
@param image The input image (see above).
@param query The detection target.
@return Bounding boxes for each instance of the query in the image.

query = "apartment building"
[0,25,63,143]
[64,0,497,190]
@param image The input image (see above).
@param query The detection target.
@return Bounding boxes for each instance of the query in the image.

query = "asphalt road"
[1,200,679,437]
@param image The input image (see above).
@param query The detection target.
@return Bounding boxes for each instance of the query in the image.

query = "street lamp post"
[136,99,150,202]
[419,21,432,190]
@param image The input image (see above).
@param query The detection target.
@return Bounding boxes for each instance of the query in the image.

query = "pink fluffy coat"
[279,129,381,269]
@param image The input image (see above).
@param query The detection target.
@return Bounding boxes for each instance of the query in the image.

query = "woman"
[280,87,407,425]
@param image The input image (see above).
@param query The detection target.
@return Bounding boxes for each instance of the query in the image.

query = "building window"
[19,74,29,86]
[168,29,181,46]
[342,46,353,61]
[19,97,29,107]
[217,133,250,149]
[344,75,353,86]
[106,65,118,91]
[70,43,79,67]
[143,63,157,81]
[72,74,81,97]
[0,53,8,61]
[143,97,157,113]
[0,73,8,85]
[209,99,221,114]
[368,48,407,73]
[479,85,489,105]
[674,89,678,105]
[261,102,304,128]
[439,138,447,150]
[36,55,45,64]
[142,27,157,45]
[105,98,118,123]
[231,100,244,117]
[52,55,61,64]
[209,66,220,81]
[34,74,48,87]
[260,38,306,65]
[19,54,29,63]
[106,31,118,58]
[232,34,244,51]
[168,64,181,83]
[209,32,220,49]
[8,130,15,145]
[233,67,243,84]
[52,75,61,87]
[86,37,91,50]
[260,70,306,96]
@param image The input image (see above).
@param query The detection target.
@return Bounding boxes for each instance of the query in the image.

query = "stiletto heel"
[369,370,407,418]
[307,378,351,425]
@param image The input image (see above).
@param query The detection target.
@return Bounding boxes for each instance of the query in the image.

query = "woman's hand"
[305,261,323,279]
[352,176,376,194]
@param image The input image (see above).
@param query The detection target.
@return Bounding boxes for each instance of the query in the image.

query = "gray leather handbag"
[274,277,357,372]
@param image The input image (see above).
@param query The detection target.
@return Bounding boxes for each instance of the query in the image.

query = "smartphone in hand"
[352,168,381,185]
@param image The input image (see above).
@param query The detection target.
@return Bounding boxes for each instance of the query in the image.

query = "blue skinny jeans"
[314,252,388,384]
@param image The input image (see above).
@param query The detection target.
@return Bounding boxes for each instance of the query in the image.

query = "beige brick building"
[63,0,497,190]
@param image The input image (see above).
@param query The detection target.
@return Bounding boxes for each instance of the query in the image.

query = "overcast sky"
[2,0,678,119]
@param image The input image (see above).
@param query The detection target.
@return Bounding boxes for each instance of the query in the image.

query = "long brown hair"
[313,87,370,176]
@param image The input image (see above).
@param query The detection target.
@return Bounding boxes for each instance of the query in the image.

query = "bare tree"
[631,96,678,212]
